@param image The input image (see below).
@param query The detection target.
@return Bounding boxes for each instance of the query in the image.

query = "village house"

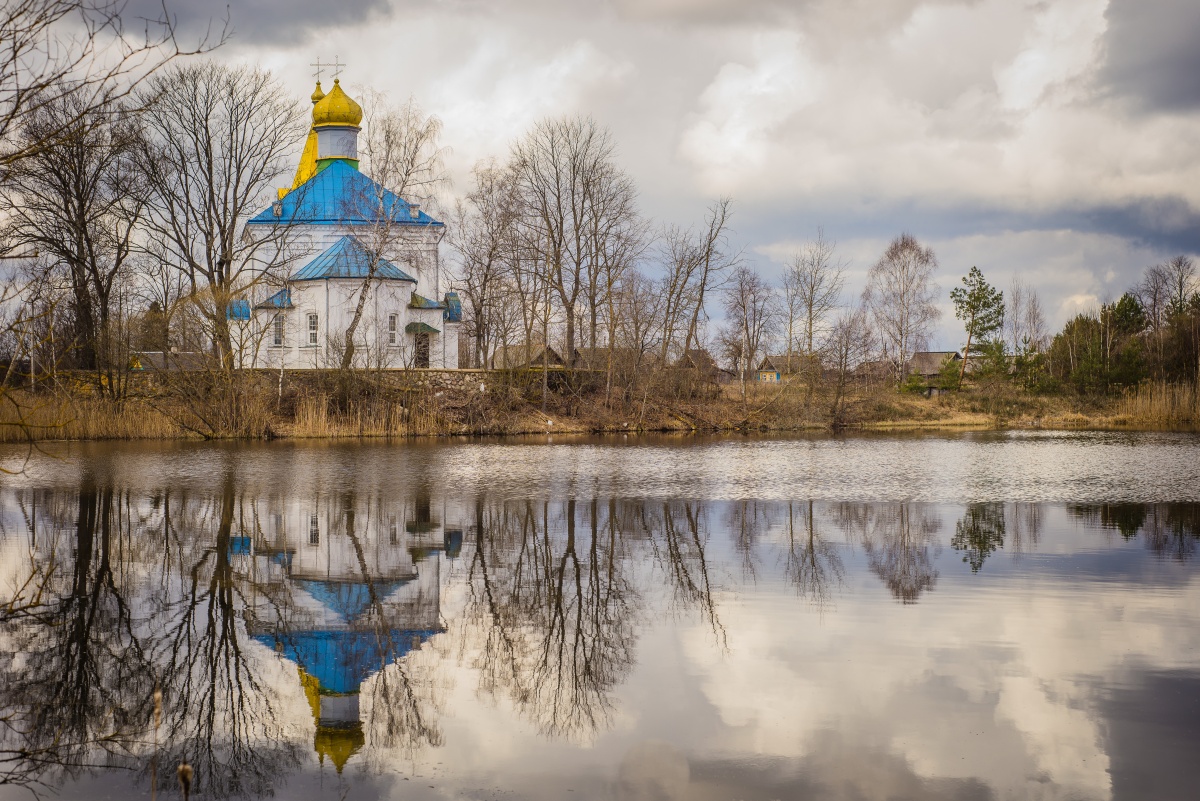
[756,353,809,383]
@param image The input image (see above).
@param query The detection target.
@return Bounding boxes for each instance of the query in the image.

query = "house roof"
[246,159,443,228]
[907,351,961,376]
[757,354,808,373]
[676,348,719,372]
[492,342,564,369]
[292,236,418,282]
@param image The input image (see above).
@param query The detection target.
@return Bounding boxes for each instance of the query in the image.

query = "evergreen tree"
[950,266,1004,386]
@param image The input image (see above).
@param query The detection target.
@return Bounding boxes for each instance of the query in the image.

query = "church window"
[272,313,284,346]
[307,313,318,346]
[308,514,319,545]
[388,314,398,345]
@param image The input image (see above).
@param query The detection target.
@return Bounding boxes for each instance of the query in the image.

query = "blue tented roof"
[252,629,439,695]
[293,236,418,282]
[245,160,443,228]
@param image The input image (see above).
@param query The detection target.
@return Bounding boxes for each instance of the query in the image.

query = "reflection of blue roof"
[254,629,439,695]
[255,288,293,309]
[245,160,443,227]
[293,236,417,282]
[227,300,251,321]
[443,291,462,323]
[296,579,408,622]
[229,536,252,556]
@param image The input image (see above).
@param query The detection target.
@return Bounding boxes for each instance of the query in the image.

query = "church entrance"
[414,333,430,368]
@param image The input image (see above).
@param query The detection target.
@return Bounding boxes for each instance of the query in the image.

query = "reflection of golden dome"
[312,79,362,128]
[310,80,325,104]
[315,723,365,774]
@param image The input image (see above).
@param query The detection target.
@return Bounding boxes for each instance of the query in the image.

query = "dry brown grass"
[1113,382,1200,428]
[0,391,182,442]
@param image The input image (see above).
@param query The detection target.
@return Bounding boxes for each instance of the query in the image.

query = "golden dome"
[310,80,325,104]
[312,79,362,128]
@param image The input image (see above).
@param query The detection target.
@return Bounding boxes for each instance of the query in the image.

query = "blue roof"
[253,629,439,695]
[293,236,417,282]
[255,288,293,309]
[227,299,251,321]
[443,291,462,323]
[295,578,408,622]
[245,160,443,227]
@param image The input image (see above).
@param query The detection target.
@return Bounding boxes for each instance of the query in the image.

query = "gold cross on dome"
[331,55,345,80]
[310,58,325,82]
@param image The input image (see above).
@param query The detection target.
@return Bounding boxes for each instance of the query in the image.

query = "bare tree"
[862,233,940,382]
[1136,263,1171,377]
[655,198,737,367]
[1006,276,1047,356]
[723,265,780,398]
[339,94,447,371]
[451,160,520,368]
[510,116,637,367]
[0,0,224,171]
[824,306,874,426]
[782,228,844,359]
[1,90,142,385]
[135,62,304,369]
[1164,255,1196,315]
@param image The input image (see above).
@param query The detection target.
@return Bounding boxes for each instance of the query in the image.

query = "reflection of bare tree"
[151,472,302,798]
[726,500,773,579]
[1067,503,1200,560]
[636,501,724,641]
[837,502,940,604]
[0,481,154,792]
[465,497,637,740]
[1008,503,1043,555]
[1140,504,1199,562]
[783,501,844,608]
[951,503,1006,573]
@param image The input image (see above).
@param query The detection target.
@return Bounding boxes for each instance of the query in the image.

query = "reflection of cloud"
[675,507,1200,801]
[617,740,689,801]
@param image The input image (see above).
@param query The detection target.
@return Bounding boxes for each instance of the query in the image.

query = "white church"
[235,76,460,370]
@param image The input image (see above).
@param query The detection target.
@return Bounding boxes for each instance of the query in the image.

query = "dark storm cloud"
[1100,0,1200,111]
[1102,669,1200,801]
[127,0,395,47]
[737,194,1200,258]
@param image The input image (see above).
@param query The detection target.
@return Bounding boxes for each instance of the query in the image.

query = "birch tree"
[862,233,940,382]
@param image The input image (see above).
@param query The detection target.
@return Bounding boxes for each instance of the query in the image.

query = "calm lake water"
[1,432,1199,800]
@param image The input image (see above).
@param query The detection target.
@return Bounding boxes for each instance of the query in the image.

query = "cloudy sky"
[152,0,1199,348]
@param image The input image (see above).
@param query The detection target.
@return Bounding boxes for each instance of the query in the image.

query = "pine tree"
[950,266,1004,386]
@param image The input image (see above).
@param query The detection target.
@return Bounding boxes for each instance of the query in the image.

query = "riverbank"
[0,372,1194,441]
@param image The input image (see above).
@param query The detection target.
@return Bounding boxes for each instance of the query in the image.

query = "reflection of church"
[237,491,462,772]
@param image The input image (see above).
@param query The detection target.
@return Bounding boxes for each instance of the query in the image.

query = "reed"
[1115,381,1200,427]
[0,392,182,441]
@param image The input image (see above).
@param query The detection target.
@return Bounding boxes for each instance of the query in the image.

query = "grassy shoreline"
[1,374,1195,442]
